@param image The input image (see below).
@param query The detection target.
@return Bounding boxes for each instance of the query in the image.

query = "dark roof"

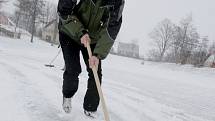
[44,19,57,28]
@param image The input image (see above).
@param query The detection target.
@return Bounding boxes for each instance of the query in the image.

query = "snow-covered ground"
[0,35,215,121]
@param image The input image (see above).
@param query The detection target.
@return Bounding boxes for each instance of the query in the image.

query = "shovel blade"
[45,64,55,67]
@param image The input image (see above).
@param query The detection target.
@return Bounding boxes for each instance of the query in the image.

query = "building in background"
[0,12,28,38]
[0,12,15,26]
[204,48,215,68]
[42,19,59,45]
[116,42,140,58]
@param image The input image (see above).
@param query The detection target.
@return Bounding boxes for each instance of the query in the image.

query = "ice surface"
[0,36,215,121]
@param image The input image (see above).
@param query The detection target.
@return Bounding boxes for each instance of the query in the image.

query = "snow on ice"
[0,35,215,121]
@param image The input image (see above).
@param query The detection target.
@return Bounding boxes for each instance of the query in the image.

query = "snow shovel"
[86,42,110,121]
[45,49,62,67]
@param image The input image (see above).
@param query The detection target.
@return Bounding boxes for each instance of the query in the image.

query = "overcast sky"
[48,0,215,54]
[121,0,215,43]
[2,0,215,55]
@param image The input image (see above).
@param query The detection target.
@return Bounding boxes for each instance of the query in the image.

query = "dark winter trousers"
[59,32,102,112]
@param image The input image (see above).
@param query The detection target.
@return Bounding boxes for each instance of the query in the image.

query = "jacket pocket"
[59,15,85,42]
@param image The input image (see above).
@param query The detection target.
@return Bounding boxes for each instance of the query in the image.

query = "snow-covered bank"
[0,36,215,121]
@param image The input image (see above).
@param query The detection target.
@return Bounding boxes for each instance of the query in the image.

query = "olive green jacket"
[58,0,124,59]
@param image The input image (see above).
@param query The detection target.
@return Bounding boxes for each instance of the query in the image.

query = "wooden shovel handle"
[86,41,110,121]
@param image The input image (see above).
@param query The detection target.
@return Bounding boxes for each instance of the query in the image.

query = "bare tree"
[172,15,200,64]
[149,19,175,61]
[14,0,33,31]
[14,0,45,42]
[0,0,7,4]
[147,49,161,61]
[29,0,45,43]
[0,0,7,9]
[13,0,28,34]
[42,2,54,25]
[190,37,210,67]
